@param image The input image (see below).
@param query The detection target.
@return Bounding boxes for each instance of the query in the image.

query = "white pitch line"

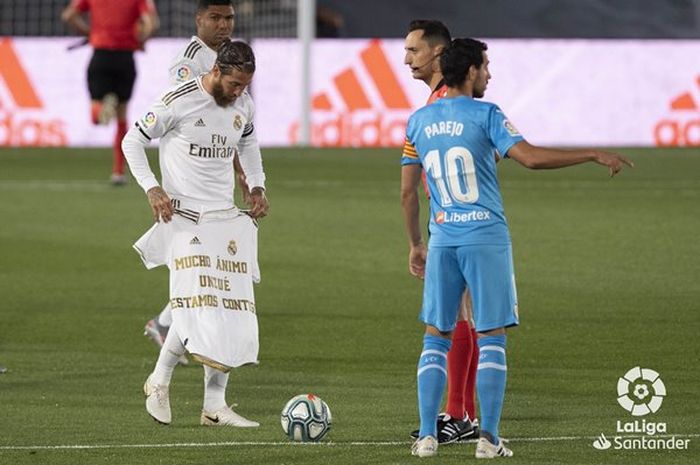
[1,434,698,451]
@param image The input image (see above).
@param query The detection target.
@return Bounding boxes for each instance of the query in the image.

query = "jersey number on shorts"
[424,147,479,206]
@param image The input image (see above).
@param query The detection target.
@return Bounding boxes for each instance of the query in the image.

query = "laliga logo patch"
[142,112,157,128]
[176,65,191,81]
[233,115,243,131]
[503,119,520,136]
[435,211,446,224]
[227,240,237,256]
[617,366,666,416]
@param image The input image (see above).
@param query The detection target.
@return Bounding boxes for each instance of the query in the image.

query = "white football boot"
[411,435,438,458]
[200,405,259,427]
[143,374,171,425]
[475,437,513,459]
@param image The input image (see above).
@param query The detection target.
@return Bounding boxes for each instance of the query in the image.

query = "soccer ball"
[280,394,332,442]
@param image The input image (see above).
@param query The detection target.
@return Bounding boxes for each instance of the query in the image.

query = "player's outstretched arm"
[507,141,633,177]
[401,164,427,279]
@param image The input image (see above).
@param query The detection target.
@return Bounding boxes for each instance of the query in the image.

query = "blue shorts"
[420,243,519,333]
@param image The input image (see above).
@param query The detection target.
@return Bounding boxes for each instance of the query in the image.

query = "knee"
[477,327,506,337]
[425,325,452,339]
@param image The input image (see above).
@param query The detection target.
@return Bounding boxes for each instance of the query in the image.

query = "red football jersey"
[73,0,155,50]
[426,82,448,105]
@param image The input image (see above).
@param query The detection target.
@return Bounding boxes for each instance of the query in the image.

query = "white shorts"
[134,208,260,371]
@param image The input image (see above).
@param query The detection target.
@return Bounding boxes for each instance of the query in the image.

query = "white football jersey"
[134,210,260,369]
[123,76,265,211]
[168,36,216,85]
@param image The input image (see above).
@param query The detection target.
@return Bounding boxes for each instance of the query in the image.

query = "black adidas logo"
[190,236,202,245]
[194,118,206,127]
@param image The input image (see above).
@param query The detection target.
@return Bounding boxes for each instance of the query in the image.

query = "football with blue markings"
[280,394,332,442]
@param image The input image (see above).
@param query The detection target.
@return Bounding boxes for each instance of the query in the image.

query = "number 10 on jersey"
[424,146,479,206]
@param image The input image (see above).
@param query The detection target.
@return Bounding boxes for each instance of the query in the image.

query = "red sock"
[112,120,128,175]
[445,320,472,419]
[463,327,479,420]
[90,102,101,124]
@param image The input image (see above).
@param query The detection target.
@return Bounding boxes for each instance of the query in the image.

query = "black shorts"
[87,49,136,102]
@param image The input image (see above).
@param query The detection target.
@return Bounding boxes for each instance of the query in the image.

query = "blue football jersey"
[402,96,524,246]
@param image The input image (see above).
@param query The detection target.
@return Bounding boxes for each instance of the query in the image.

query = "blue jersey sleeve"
[487,105,524,158]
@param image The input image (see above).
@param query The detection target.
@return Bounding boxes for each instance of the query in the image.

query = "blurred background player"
[143,0,251,366]
[123,39,269,427]
[404,19,479,444]
[61,0,158,185]
[403,37,631,458]
[0,363,6,374]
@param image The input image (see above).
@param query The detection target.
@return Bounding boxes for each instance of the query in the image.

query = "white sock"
[203,365,229,412]
[150,328,184,386]
[157,304,172,327]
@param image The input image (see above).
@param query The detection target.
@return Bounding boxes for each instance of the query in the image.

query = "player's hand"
[409,243,427,279]
[248,187,269,219]
[146,186,173,223]
[593,151,634,177]
[241,187,253,207]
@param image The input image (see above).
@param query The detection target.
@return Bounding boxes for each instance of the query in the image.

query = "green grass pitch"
[0,147,698,464]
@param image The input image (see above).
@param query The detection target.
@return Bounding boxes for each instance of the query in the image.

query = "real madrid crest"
[227,240,238,255]
[233,115,242,131]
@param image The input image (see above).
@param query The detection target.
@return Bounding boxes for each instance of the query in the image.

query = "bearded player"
[123,40,269,427]
[143,0,252,364]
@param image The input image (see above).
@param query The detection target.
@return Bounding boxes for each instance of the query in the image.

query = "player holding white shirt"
[134,209,261,370]
[144,0,248,361]
[122,39,269,427]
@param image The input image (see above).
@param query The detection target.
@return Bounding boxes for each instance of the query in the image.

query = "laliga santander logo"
[592,367,690,451]
[289,40,411,147]
[616,366,666,416]
[0,38,66,146]
[654,76,700,147]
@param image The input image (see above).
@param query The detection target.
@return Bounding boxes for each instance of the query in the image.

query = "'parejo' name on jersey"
[424,120,464,139]
[188,134,234,159]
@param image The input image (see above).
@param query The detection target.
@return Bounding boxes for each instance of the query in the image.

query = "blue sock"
[417,334,451,438]
[476,335,507,442]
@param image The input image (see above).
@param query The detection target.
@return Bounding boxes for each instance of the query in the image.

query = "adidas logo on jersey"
[190,236,202,245]
[194,118,206,127]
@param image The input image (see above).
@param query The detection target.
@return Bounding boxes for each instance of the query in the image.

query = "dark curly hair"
[440,38,487,88]
[216,39,255,74]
